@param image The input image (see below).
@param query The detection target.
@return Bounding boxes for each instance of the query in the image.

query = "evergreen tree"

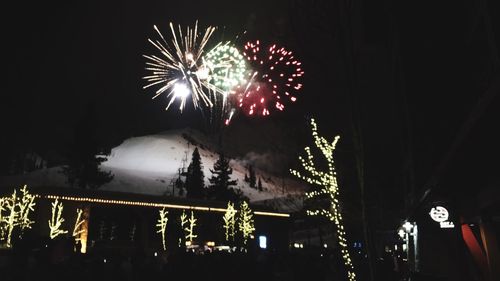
[185,148,205,199]
[175,176,184,196]
[62,102,113,189]
[208,152,238,200]
[257,178,263,191]
[248,165,256,188]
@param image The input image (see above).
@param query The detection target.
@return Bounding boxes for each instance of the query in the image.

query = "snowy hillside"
[0,128,306,211]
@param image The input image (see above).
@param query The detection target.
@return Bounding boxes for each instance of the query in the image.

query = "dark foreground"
[1,247,358,281]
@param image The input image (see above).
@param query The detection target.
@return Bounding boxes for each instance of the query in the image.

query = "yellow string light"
[223,201,237,242]
[290,118,357,281]
[185,211,197,242]
[156,208,169,250]
[2,190,18,247]
[72,208,85,240]
[1,185,37,248]
[41,195,289,218]
[48,199,68,239]
[238,201,255,245]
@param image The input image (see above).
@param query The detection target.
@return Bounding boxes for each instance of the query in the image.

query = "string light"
[48,199,68,239]
[72,208,88,253]
[185,211,197,242]
[72,208,85,241]
[156,208,169,250]
[2,190,18,247]
[222,201,237,242]
[0,185,36,248]
[290,118,357,281]
[0,197,6,241]
[18,185,36,233]
[42,195,289,217]
[238,201,255,245]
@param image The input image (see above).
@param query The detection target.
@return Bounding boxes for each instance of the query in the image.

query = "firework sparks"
[204,42,248,126]
[204,42,247,92]
[143,21,217,112]
[234,40,304,116]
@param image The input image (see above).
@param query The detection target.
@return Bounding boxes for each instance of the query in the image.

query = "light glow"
[259,236,267,249]
[173,83,190,99]
[72,208,87,253]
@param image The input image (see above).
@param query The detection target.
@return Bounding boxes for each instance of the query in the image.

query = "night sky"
[2,1,499,226]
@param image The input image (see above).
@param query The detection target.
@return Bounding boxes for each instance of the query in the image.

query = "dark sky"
[2,1,291,148]
[2,1,499,225]
[3,1,330,152]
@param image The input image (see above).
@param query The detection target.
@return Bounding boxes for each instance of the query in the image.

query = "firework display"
[143,23,304,122]
[143,22,217,112]
[204,42,247,92]
[204,42,248,125]
[234,40,304,116]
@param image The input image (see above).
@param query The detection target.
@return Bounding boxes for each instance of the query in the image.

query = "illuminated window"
[259,236,267,249]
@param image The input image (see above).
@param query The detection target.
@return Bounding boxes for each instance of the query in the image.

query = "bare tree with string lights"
[290,118,356,281]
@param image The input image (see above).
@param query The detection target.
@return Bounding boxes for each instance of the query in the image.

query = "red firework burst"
[233,40,304,116]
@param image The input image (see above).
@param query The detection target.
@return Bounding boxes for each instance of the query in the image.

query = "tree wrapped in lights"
[238,201,255,245]
[179,210,188,247]
[0,185,37,248]
[185,211,197,242]
[0,197,6,241]
[72,209,85,241]
[48,199,68,239]
[72,207,89,253]
[290,118,356,281]
[156,208,169,250]
[17,185,36,233]
[1,190,18,247]
[223,201,237,242]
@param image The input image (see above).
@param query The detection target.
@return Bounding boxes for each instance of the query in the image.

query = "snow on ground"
[0,128,306,211]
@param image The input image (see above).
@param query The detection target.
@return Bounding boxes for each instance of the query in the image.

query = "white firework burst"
[143,21,220,112]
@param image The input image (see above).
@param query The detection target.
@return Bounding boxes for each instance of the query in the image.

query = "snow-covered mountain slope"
[0,128,305,211]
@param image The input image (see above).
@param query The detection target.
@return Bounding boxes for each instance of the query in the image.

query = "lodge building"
[0,185,291,255]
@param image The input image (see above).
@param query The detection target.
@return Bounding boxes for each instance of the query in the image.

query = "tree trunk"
[337,1,376,280]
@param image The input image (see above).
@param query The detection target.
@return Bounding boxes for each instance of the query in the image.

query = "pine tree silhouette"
[185,148,205,199]
[248,165,256,188]
[62,102,113,189]
[257,178,263,191]
[208,152,238,200]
